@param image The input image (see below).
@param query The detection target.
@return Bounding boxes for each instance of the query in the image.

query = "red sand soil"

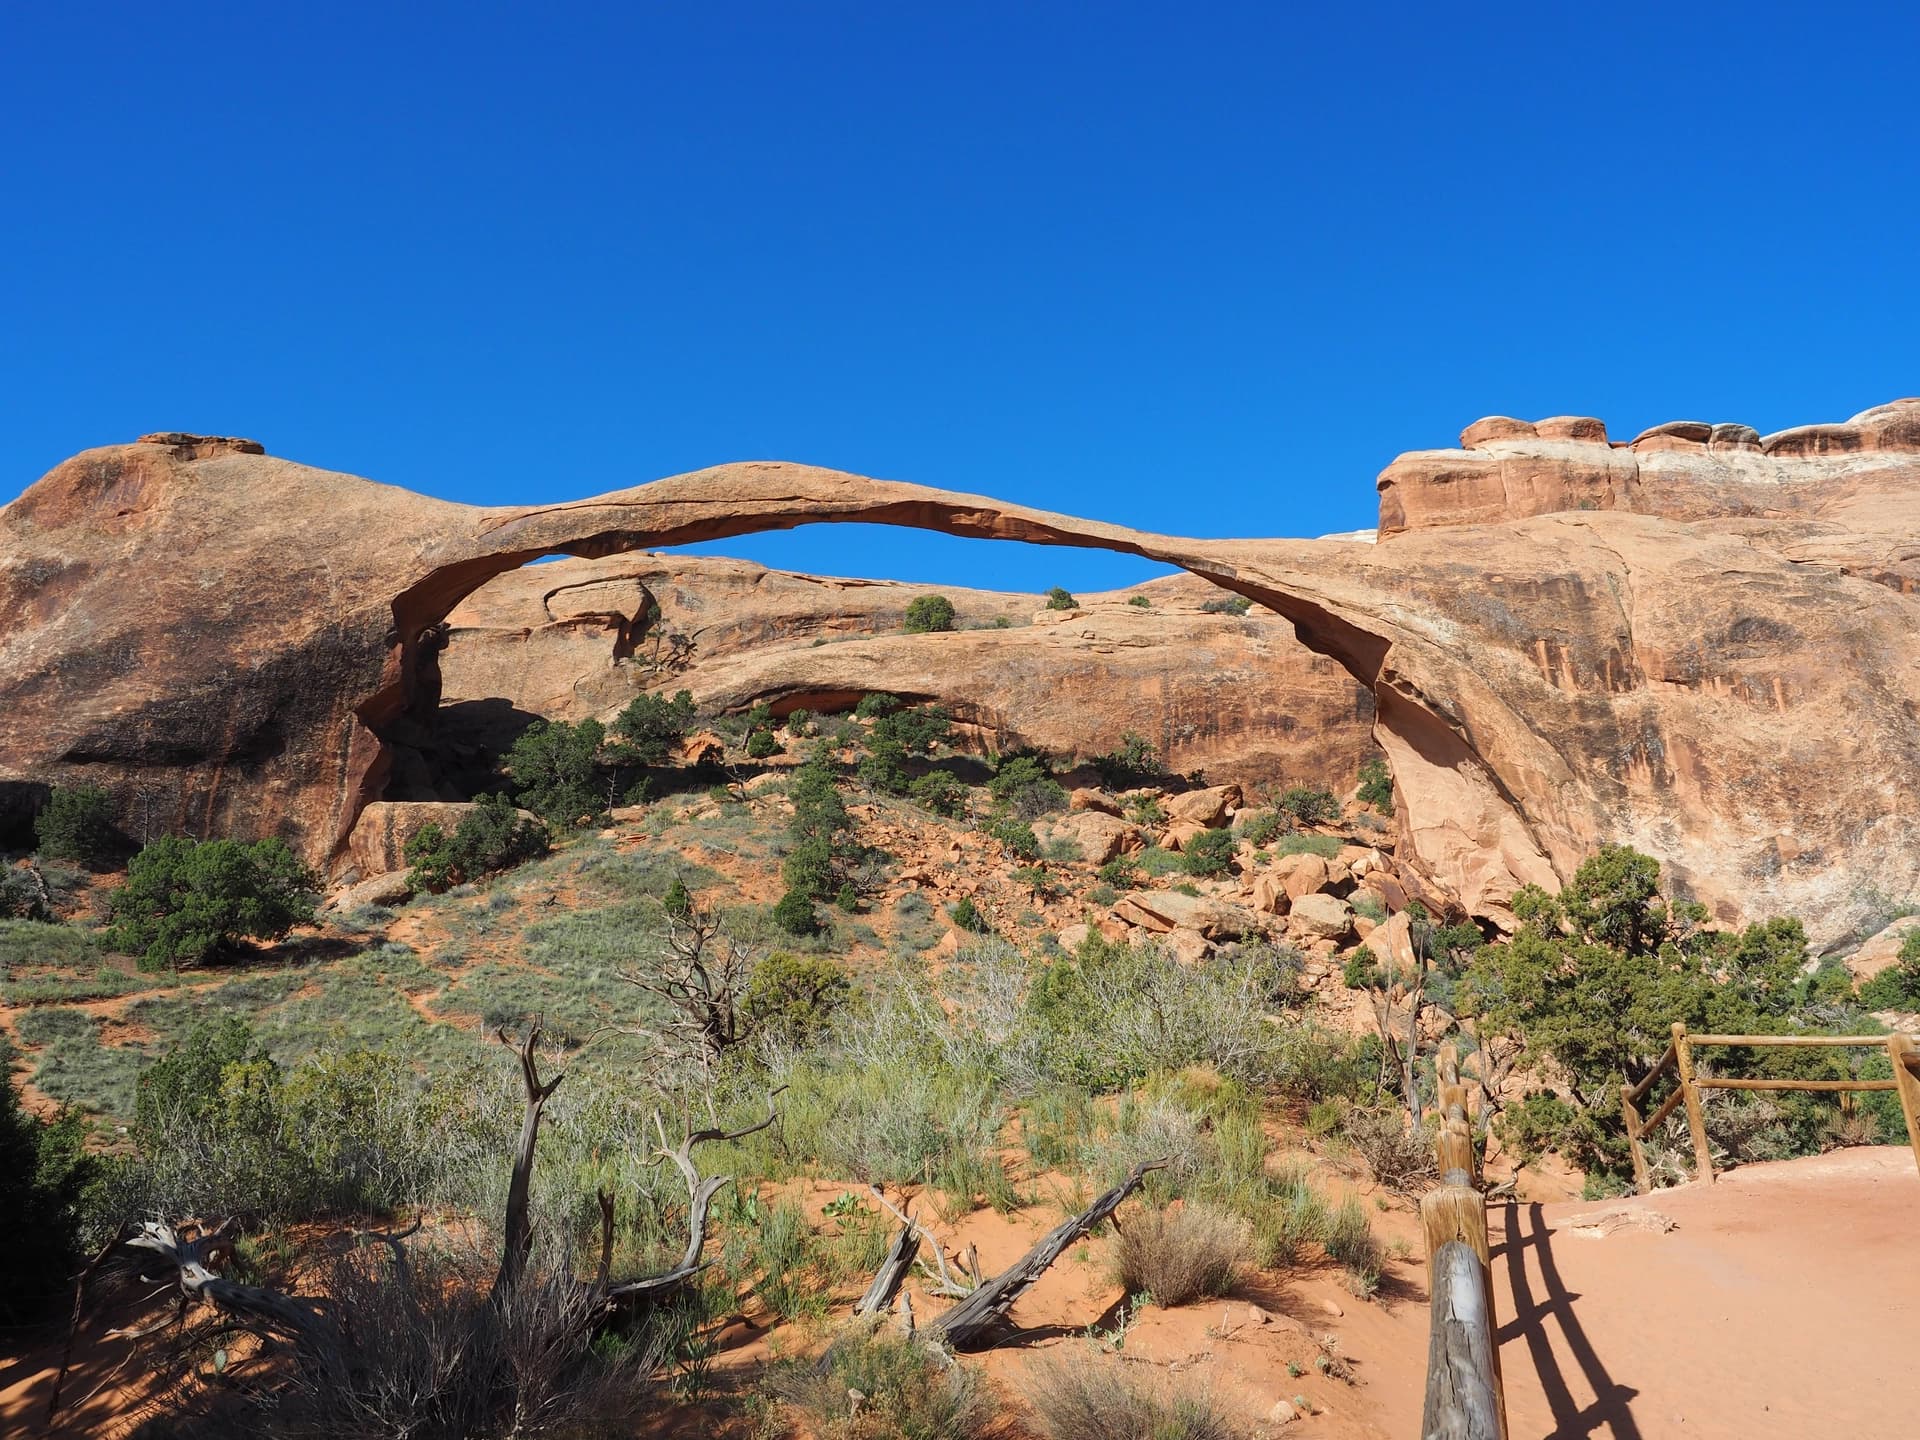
[1342,1146,1919,1439]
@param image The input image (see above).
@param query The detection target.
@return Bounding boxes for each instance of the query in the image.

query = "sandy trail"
[1348,1146,1919,1439]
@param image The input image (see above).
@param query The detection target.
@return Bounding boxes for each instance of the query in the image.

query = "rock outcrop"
[6,402,1920,947]
[436,555,1375,792]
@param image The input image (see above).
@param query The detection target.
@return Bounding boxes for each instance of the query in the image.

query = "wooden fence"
[1620,1024,1920,1188]
[1419,1045,1508,1440]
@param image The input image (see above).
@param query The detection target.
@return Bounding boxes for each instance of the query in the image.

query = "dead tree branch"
[930,1158,1166,1349]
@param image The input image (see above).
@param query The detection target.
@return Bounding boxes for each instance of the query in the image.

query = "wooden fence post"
[1887,1033,1920,1179]
[1670,1022,1714,1184]
[1620,1083,1651,1194]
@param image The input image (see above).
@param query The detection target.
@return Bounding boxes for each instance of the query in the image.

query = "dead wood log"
[929,1158,1165,1350]
[855,1222,920,1317]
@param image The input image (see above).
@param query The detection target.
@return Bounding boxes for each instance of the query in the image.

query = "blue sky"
[4,1,1916,592]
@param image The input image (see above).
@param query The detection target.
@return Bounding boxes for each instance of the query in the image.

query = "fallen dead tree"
[920,1157,1166,1350]
[53,1024,778,1438]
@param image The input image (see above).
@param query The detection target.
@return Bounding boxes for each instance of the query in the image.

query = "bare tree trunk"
[492,1025,564,1304]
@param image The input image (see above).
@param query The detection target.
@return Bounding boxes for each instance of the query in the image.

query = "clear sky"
[4,1,1916,593]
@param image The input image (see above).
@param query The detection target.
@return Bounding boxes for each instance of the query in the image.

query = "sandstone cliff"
[5,403,1919,946]
[435,555,1376,793]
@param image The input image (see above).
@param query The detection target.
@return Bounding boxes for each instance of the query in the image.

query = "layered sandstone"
[436,555,1375,791]
[6,403,1920,946]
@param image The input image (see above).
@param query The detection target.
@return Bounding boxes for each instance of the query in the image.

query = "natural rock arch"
[10,430,1920,946]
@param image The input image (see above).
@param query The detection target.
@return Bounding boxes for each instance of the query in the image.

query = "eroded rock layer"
[434,556,1376,793]
[5,402,1919,947]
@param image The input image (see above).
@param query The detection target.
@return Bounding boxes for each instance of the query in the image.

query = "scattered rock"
[1272,852,1331,900]
[1163,783,1243,829]
[1112,889,1262,940]
[327,868,414,911]
[1268,1399,1300,1425]
[1289,893,1354,941]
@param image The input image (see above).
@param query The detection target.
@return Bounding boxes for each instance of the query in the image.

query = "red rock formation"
[438,555,1375,791]
[6,404,1920,947]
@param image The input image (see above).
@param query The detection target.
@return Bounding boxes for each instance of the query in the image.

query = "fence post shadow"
[1493,1202,1642,1440]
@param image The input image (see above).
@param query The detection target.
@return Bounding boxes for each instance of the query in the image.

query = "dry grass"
[1110,1201,1250,1307]
[761,1325,993,1440]
[1020,1359,1243,1440]
[1339,1104,1437,1194]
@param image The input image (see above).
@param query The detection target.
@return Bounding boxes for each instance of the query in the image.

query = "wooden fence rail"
[1419,1045,1507,1440]
[1620,1024,1920,1189]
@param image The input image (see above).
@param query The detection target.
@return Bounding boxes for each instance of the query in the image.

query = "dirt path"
[1342,1146,1919,1439]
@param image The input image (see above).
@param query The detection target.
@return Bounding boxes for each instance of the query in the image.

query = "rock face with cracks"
[5,404,1920,947]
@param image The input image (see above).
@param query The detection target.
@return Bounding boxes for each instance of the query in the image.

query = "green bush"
[855,692,900,719]
[1277,786,1340,826]
[1127,594,1152,608]
[611,688,697,763]
[1091,732,1159,789]
[505,717,605,826]
[405,794,550,893]
[1356,756,1394,813]
[909,770,968,818]
[106,836,318,970]
[744,953,852,1049]
[745,727,778,760]
[773,888,819,937]
[1859,929,1920,1009]
[1235,809,1283,847]
[1200,595,1252,616]
[1275,832,1342,859]
[989,753,1067,820]
[1181,828,1236,877]
[903,595,957,634]
[1044,585,1076,611]
[1097,856,1140,889]
[0,1054,94,1323]
[35,785,119,866]
[951,896,988,933]
[857,731,910,795]
[982,816,1041,860]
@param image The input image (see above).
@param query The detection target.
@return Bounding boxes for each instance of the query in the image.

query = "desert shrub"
[0,866,54,921]
[951,895,988,933]
[1276,786,1339,827]
[1275,832,1341,859]
[1356,756,1394,813]
[106,836,318,970]
[1323,1194,1383,1295]
[1090,731,1159,788]
[1096,856,1140,889]
[983,815,1041,860]
[406,793,550,893]
[1339,1106,1437,1193]
[764,1326,988,1440]
[1127,594,1152,608]
[746,727,778,760]
[1181,828,1236,877]
[1136,845,1185,877]
[773,888,819,937]
[1123,794,1166,827]
[910,769,969,818]
[903,594,957,634]
[1199,595,1251,616]
[1859,929,1920,1009]
[1341,946,1385,989]
[505,717,606,826]
[743,952,852,1049]
[612,687,697,763]
[1234,809,1283,847]
[1022,934,1302,1090]
[1087,883,1118,907]
[1044,585,1077,610]
[1022,1359,1241,1440]
[1351,891,1387,922]
[0,1052,95,1323]
[1112,1202,1250,1306]
[989,753,1067,820]
[35,785,119,866]
[858,730,911,795]
[785,707,815,736]
[855,692,900,719]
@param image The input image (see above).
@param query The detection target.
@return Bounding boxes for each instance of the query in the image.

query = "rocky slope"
[436,555,1376,792]
[5,401,1919,946]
